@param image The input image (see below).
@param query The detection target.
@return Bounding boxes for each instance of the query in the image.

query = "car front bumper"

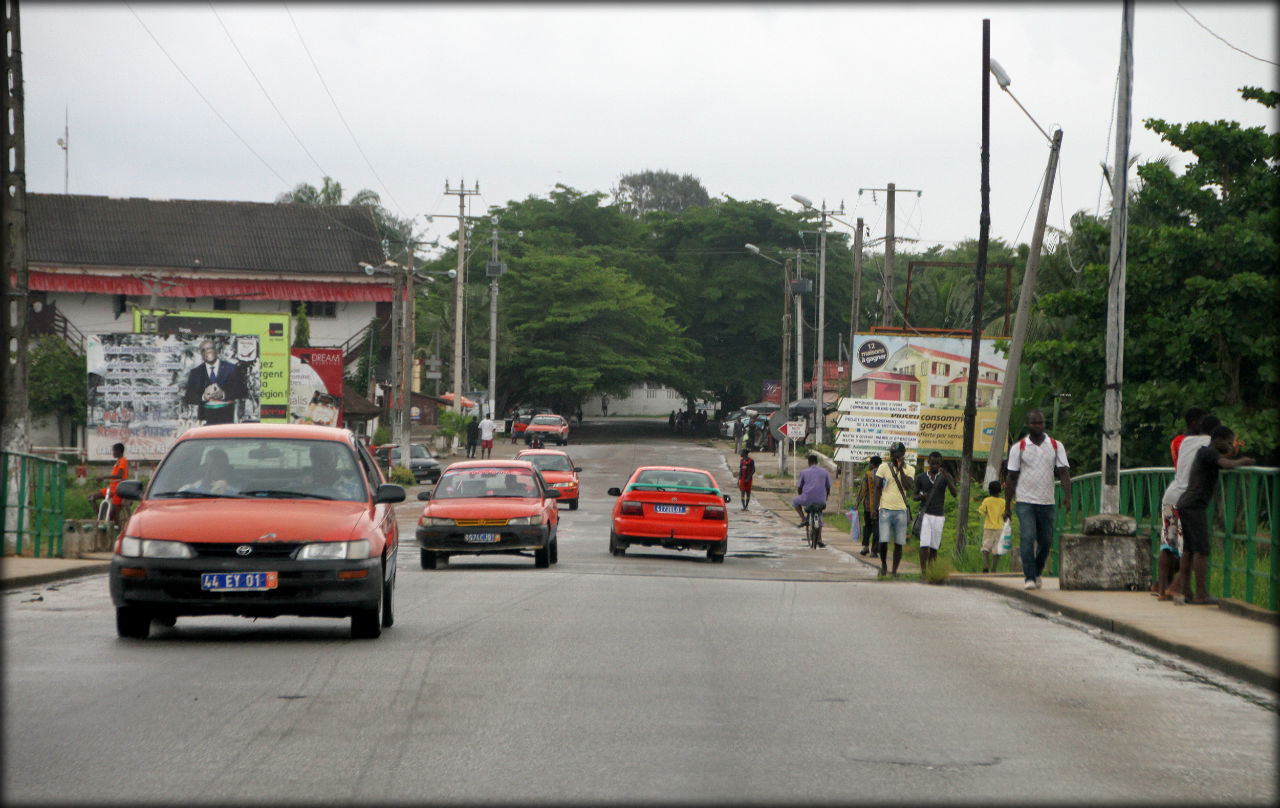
[109,556,384,618]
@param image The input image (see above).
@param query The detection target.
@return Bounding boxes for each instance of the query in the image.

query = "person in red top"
[735,449,756,511]
[90,442,129,524]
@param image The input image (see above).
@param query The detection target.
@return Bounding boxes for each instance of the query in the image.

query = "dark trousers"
[861,509,879,549]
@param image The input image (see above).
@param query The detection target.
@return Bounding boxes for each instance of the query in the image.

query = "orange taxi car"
[514,448,582,510]
[608,465,730,562]
[415,460,560,569]
[108,424,405,640]
[524,414,570,446]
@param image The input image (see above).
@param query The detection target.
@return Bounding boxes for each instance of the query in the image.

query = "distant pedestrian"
[736,449,756,510]
[478,414,496,459]
[914,451,956,579]
[576,407,584,428]
[669,410,676,431]
[855,455,882,556]
[1005,409,1072,591]
[465,416,480,458]
[978,480,1008,573]
[1164,425,1255,605]
[1156,409,1214,597]
[601,395,609,417]
[876,442,913,576]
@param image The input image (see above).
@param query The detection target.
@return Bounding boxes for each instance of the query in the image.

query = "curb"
[946,575,1279,693]
[2,562,112,592]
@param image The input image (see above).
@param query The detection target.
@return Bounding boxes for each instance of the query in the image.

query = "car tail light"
[620,500,644,516]
[703,505,726,520]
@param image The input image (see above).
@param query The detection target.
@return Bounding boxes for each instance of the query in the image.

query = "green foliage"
[372,425,391,446]
[30,336,86,441]
[293,302,311,348]
[436,408,469,442]
[612,170,711,217]
[388,466,416,486]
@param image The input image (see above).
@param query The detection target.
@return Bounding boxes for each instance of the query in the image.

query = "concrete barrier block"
[1060,532,1150,590]
[1083,513,1137,536]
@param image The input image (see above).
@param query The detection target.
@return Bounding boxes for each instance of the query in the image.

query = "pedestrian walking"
[576,407,583,428]
[1155,409,1214,597]
[978,480,1008,573]
[1164,424,1255,605]
[1005,409,1072,590]
[465,416,480,458]
[736,449,756,510]
[855,455,882,556]
[478,413,496,459]
[914,451,956,579]
[876,442,913,576]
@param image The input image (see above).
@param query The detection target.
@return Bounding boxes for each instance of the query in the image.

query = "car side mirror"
[545,490,561,499]
[374,483,406,504]
[607,487,621,497]
[574,467,583,472]
[417,490,433,501]
[724,494,731,503]
[116,480,143,501]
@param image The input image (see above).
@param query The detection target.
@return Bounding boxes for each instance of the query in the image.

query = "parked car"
[415,460,560,569]
[719,402,780,437]
[514,448,582,510]
[524,413,570,446]
[607,465,730,562]
[374,443,441,484]
[108,423,405,640]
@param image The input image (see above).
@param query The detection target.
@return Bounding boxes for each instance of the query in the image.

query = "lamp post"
[791,195,844,445]
[745,243,792,475]
[983,57,1065,488]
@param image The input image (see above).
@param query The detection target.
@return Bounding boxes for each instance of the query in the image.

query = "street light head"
[359,262,376,276]
[989,58,1012,89]
[790,194,813,209]
[745,243,761,255]
[446,269,457,279]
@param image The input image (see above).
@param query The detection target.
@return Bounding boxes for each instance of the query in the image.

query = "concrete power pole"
[860,185,921,328]
[849,217,864,397]
[486,226,508,420]
[2,0,31,456]
[399,251,415,470]
[444,180,479,429]
[779,259,792,475]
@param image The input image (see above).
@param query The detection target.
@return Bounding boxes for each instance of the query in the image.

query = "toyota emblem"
[235,545,253,556]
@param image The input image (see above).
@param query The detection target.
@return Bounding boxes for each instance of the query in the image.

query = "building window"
[212,298,240,311]
[291,301,337,318]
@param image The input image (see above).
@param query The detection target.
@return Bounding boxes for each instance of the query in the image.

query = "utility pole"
[2,0,31,456]
[444,179,479,429]
[780,259,792,475]
[486,225,509,420]
[858,184,921,328]
[849,218,864,396]
[790,198,844,445]
[399,251,415,470]
[956,19,994,559]
[985,128,1063,487]
[1101,0,1134,514]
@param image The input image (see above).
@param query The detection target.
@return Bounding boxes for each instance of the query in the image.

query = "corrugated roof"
[27,194,385,275]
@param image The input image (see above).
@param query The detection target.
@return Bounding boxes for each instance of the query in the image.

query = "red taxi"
[415,460,560,569]
[514,448,582,510]
[107,424,405,640]
[607,465,730,562]
[524,414,570,446]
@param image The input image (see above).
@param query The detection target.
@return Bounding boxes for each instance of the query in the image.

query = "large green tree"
[1025,87,1278,468]
[612,170,711,217]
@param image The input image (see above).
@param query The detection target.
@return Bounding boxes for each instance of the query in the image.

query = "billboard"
[134,309,291,421]
[290,347,344,426]
[833,333,1006,462]
[87,333,261,461]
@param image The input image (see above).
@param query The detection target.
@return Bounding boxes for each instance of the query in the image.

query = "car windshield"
[630,470,717,492]
[531,415,560,426]
[434,468,541,499]
[524,454,572,472]
[148,438,367,501]
[409,444,432,459]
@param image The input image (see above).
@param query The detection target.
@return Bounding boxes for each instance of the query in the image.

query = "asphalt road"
[4,421,1276,804]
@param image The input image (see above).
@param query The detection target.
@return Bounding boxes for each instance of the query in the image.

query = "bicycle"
[804,504,826,549]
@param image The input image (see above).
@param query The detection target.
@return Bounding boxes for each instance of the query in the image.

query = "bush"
[388,466,417,487]
[373,425,391,445]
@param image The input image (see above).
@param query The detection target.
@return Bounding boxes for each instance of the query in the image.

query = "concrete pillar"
[1059,514,1148,590]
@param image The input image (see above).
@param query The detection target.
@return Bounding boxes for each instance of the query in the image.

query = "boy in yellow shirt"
[978,480,1009,573]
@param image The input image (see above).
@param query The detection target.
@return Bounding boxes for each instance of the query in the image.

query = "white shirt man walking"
[1005,409,1072,590]
[478,414,496,459]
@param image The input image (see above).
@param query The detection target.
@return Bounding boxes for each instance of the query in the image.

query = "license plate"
[465,532,500,543]
[653,504,687,515]
[201,572,278,591]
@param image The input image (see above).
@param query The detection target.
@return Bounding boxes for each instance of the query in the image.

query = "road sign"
[785,420,807,439]
[769,410,788,441]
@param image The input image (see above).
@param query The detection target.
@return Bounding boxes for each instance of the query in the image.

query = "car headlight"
[548,481,572,488]
[420,517,455,527]
[507,515,540,526]
[296,539,371,560]
[119,537,194,559]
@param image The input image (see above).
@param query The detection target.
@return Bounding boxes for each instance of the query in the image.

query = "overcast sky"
[18,2,1279,256]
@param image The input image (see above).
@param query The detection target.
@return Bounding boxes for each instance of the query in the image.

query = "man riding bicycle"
[792,453,832,547]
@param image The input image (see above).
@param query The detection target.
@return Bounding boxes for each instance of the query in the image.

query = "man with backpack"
[1005,409,1072,590]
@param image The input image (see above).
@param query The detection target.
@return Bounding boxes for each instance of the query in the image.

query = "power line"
[1175,1,1278,66]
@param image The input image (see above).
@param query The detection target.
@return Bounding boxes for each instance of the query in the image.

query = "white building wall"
[579,384,717,417]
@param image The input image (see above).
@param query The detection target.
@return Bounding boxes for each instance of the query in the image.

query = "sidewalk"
[723,440,1279,694]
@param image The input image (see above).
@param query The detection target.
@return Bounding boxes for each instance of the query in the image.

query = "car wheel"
[154,613,177,628]
[381,567,395,628]
[420,548,437,569]
[534,543,551,568]
[707,540,727,563]
[116,606,151,639]
[550,536,559,565]
[351,566,384,639]
[568,498,579,511]
[609,530,626,557]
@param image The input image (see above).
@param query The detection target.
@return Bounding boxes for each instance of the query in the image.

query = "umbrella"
[440,392,477,408]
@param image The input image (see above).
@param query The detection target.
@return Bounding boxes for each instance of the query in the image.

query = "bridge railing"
[2,451,68,559]
[1058,466,1278,610]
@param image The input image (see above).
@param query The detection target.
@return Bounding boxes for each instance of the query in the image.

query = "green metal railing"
[1057,466,1278,610]
[1,451,67,559]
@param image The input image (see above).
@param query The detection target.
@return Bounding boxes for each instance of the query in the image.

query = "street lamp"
[983,58,1064,488]
[790,194,845,444]
[745,243,793,475]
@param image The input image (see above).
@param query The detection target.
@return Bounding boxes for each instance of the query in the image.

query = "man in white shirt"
[1005,409,1072,590]
[478,414,496,459]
